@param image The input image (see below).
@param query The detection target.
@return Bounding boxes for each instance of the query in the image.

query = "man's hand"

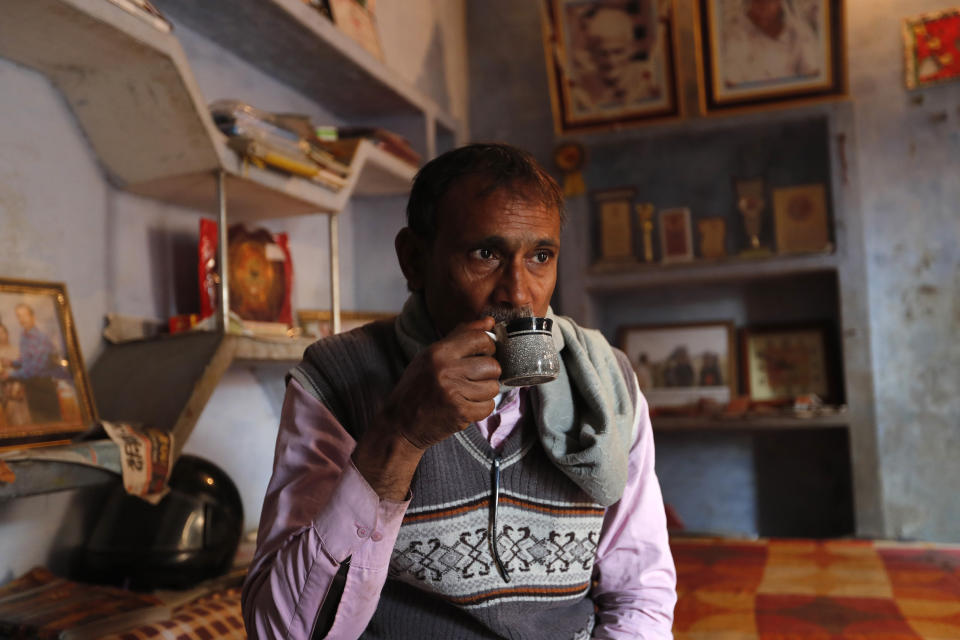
[352,317,500,500]
[389,317,501,449]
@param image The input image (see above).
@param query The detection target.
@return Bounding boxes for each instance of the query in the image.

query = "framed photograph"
[772,183,831,255]
[619,321,736,410]
[327,0,384,61]
[541,0,680,133]
[297,310,395,339]
[659,207,694,263]
[592,187,637,263]
[696,0,845,112]
[0,279,96,450]
[741,322,840,403]
[903,8,960,90]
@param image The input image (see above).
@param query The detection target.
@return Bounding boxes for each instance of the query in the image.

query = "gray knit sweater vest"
[292,320,637,640]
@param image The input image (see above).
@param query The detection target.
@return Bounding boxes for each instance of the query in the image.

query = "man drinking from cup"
[243,144,677,639]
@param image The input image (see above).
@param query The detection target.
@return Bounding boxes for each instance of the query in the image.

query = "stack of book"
[210,100,351,190]
[315,126,421,168]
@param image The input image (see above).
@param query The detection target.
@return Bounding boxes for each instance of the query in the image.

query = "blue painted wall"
[468,0,960,541]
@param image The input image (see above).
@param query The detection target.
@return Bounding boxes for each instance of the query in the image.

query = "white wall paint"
[0,1,466,579]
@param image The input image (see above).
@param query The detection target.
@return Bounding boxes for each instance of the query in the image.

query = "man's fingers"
[443,327,497,358]
[457,378,501,403]
[461,355,501,381]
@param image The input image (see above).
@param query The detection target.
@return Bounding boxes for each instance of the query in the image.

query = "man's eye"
[473,248,495,260]
[533,250,553,263]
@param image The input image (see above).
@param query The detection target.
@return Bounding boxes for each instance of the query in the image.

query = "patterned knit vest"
[292,320,637,640]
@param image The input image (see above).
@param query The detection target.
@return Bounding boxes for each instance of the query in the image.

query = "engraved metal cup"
[485,317,560,387]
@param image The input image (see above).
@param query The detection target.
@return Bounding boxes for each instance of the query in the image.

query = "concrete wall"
[467,0,959,541]
[0,0,467,582]
[847,0,960,541]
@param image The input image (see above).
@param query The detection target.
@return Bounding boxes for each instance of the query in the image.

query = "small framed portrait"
[741,322,840,403]
[902,8,960,90]
[772,183,832,255]
[541,0,680,133]
[327,0,384,61]
[591,187,637,264]
[0,279,97,450]
[659,207,694,263]
[696,0,846,112]
[297,310,395,339]
[619,321,736,411]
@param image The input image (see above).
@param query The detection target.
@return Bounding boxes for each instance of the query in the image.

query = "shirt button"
[356,526,368,538]
[371,531,383,542]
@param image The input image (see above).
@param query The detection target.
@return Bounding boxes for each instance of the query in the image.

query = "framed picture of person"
[541,0,681,133]
[696,0,846,112]
[618,321,736,411]
[0,279,96,450]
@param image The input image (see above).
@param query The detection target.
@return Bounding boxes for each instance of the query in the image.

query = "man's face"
[747,0,784,36]
[15,307,33,330]
[583,8,636,84]
[416,177,561,337]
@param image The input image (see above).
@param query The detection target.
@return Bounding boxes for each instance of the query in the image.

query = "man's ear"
[395,227,427,291]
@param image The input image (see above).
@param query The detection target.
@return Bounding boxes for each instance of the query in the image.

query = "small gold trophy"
[735,178,772,258]
[636,203,655,263]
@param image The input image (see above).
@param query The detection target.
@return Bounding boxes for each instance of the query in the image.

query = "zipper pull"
[489,455,510,583]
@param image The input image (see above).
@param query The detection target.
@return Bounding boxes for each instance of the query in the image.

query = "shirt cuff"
[312,459,410,569]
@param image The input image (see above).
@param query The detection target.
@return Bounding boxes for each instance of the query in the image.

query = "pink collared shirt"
[242,378,676,639]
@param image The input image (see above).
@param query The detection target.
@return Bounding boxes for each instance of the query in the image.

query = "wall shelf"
[0,330,315,501]
[587,252,839,293]
[0,0,419,219]
[653,414,849,432]
[152,0,460,134]
[0,0,426,490]
[89,332,313,459]
[0,440,121,501]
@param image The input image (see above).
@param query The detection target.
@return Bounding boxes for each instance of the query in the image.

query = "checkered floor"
[672,537,960,639]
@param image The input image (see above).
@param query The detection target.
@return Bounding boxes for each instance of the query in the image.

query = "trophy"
[735,178,772,257]
[636,203,655,263]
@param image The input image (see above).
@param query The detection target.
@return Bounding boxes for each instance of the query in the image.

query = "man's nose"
[495,257,533,308]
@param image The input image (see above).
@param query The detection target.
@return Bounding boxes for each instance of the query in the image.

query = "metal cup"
[486,317,560,387]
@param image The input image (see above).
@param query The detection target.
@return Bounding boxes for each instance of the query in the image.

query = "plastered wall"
[468,0,959,541]
[0,1,467,581]
[846,0,960,541]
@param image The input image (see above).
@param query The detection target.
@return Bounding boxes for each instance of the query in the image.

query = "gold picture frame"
[695,0,846,114]
[541,0,681,133]
[0,279,97,450]
[741,322,839,403]
[591,187,638,264]
[772,183,832,255]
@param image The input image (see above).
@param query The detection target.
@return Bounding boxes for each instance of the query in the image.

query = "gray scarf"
[394,294,635,506]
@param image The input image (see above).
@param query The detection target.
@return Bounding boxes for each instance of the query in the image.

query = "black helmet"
[83,454,243,590]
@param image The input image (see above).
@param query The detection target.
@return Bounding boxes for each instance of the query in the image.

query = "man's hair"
[406,143,565,242]
[14,303,33,316]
